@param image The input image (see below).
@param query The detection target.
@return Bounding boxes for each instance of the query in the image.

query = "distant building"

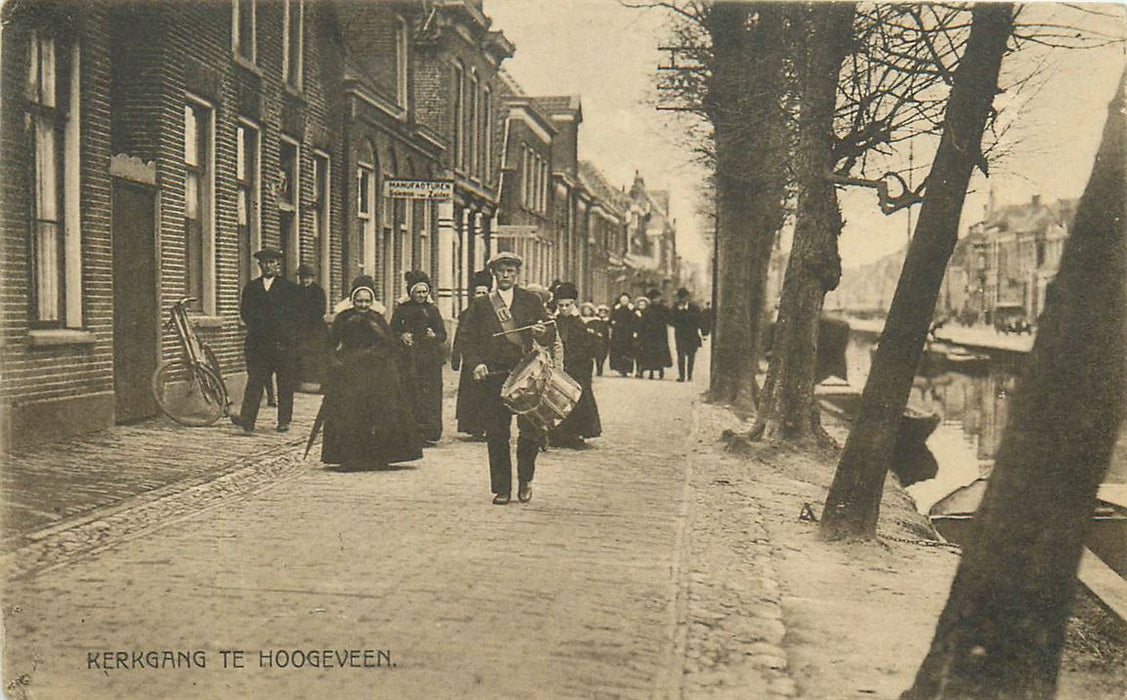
[624,172,679,298]
[943,194,1074,325]
[829,194,1076,326]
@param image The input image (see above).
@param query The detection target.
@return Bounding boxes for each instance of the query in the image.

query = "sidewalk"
[1,391,323,550]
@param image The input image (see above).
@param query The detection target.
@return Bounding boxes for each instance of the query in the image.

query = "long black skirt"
[321,348,422,466]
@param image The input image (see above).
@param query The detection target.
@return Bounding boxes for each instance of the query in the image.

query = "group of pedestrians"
[231,246,614,505]
[607,288,710,383]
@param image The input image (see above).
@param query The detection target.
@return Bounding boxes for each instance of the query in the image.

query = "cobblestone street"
[3,365,717,699]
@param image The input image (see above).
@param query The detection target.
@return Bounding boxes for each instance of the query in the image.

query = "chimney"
[1032,194,1041,209]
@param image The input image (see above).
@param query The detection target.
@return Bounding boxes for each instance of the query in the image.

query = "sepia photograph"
[1,0,1125,697]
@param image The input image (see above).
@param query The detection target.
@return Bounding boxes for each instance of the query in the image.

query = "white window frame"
[185,93,217,315]
[28,31,82,327]
[469,71,479,179]
[236,119,262,292]
[395,16,409,108]
[232,0,257,66]
[283,0,304,90]
[357,160,376,278]
[452,62,465,173]
[313,151,331,310]
[278,135,301,275]
[483,86,492,184]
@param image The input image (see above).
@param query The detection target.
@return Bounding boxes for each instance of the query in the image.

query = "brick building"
[1,0,345,448]
[493,70,556,287]
[0,0,682,449]
[413,0,513,320]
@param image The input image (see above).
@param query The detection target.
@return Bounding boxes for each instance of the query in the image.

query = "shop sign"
[384,179,454,200]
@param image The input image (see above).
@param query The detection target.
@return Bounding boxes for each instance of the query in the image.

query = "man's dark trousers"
[482,374,538,496]
[677,347,697,381]
[241,343,297,428]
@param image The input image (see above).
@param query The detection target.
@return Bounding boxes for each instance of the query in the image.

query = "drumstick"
[491,319,556,337]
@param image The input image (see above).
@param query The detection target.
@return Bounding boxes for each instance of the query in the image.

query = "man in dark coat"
[460,251,555,505]
[608,292,636,376]
[390,270,447,444]
[294,264,329,389]
[550,282,602,447]
[669,287,704,382]
[233,247,299,434]
[452,269,493,438]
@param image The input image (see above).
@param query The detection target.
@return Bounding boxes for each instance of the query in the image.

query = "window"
[469,73,479,178]
[519,145,528,209]
[357,161,376,277]
[452,63,464,172]
[483,87,492,184]
[184,99,214,312]
[540,160,549,213]
[283,0,304,89]
[236,122,260,292]
[29,30,80,326]
[313,153,330,308]
[278,138,299,276]
[232,0,256,64]
[395,17,408,108]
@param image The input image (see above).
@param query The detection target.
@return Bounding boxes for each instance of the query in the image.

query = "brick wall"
[1,6,117,439]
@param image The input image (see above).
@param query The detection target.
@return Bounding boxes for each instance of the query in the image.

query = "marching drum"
[500,350,582,431]
[501,350,552,414]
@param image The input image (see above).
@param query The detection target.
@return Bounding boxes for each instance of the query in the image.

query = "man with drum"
[459,252,554,505]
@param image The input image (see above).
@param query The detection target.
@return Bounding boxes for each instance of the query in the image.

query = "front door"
[112,178,159,423]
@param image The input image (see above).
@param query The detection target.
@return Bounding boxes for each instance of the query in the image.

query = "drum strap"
[490,291,524,350]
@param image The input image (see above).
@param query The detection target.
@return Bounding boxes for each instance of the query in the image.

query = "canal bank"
[695,399,1127,698]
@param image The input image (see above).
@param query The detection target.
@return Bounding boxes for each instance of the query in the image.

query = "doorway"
[112,178,159,423]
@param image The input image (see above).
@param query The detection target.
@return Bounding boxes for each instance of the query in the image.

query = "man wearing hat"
[232,247,300,434]
[459,251,554,504]
[670,287,704,382]
[452,269,494,439]
[294,264,329,389]
[390,270,447,444]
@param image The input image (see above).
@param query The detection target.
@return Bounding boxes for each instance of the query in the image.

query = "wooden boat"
[815,379,941,487]
[930,478,1127,579]
[929,477,1127,622]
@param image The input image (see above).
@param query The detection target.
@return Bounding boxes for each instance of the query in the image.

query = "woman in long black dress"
[634,291,673,379]
[608,292,636,377]
[550,283,602,447]
[321,278,422,468]
[390,271,448,445]
[580,302,609,377]
[451,269,492,438]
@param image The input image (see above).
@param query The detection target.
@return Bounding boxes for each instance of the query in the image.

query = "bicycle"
[151,297,231,426]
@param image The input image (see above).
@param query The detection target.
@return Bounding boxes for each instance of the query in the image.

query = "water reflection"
[846,334,1127,514]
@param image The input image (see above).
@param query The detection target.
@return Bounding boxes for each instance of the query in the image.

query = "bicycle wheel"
[152,359,226,427]
[201,344,231,414]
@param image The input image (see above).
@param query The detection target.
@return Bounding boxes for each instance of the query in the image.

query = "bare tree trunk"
[821,4,1014,539]
[752,2,854,443]
[903,69,1126,700]
[706,2,789,409]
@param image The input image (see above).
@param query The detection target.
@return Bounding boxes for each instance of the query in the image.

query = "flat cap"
[486,251,523,269]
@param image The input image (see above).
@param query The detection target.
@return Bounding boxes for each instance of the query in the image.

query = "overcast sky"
[487,1,1126,273]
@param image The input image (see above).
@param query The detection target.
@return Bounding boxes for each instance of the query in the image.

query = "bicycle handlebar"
[175,297,198,308]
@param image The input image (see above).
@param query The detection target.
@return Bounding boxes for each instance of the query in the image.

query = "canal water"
[845,333,1127,515]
